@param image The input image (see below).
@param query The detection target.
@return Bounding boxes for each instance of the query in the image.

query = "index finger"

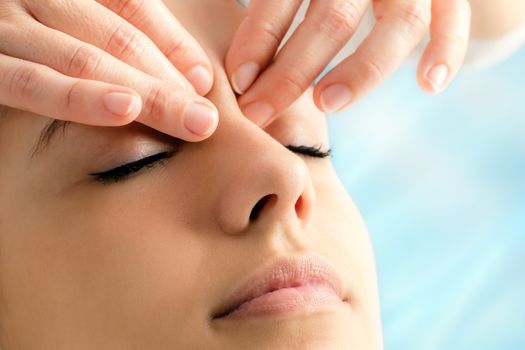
[97,0,214,95]
[314,0,432,113]
[29,0,210,95]
[225,0,303,95]
[233,0,369,126]
[416,0,471,94]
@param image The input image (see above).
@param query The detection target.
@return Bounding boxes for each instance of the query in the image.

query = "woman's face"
[0,0,382,349]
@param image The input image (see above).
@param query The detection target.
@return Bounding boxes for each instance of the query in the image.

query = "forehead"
[164,0,245,57]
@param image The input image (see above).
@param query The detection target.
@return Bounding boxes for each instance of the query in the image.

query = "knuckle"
[106,23,146,61]
[319,2,361,37]
[0,8,20,23]
[163,30,189,61]
[0,7,23,35]
[9,66,43,100]
[396,2,430,35]
[110,0,154,27]
[253,19,282,47]
[65,80,84,111]
[359,58,385,82]
[142,84,169,121]
[278,68,311,98]
[441,31,468,50]
[67,45,104,78]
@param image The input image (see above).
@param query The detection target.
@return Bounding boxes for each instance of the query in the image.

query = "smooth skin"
[1,0,471,139]
[0,0,383,348]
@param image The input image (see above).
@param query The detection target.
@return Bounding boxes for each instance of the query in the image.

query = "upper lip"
[212,253,346,319]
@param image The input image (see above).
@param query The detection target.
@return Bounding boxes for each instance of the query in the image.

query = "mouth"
[211,254,348,321]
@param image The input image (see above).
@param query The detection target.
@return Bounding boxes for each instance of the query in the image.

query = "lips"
[211,254,346,320]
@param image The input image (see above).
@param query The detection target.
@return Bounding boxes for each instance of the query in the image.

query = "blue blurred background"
[328,46,525,349]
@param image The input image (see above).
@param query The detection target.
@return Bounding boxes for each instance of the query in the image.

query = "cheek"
[312,173,372,275]
[310,165,379,302]
[62,192,210,318]
[0,183,212,346]
[309,167,383,345]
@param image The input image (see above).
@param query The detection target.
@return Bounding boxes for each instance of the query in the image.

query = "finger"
[236,0,369,126]
[96,0,214,95]
[314,0,432,113]
[416,0,471,94]
[0,53,141,125]
[225,0,303,95]
[0,21,218,141]
[26,0,195,94]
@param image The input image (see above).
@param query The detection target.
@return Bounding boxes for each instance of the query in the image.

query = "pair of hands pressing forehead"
[0,0,470,142]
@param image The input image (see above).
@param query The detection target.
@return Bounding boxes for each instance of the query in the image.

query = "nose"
[212,120,316,235]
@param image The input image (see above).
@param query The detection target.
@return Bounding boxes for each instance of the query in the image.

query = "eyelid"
[89,143,329,185]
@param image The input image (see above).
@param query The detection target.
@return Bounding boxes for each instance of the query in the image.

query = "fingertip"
[102,91,142,124]
[241,100,274,127]
[231,62,260,95]
[317,83,353,113]
[185,65,214,96]
[183,101,219,140]
[418,63,450,95]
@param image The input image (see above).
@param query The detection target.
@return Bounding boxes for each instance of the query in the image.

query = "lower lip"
[217,283,344,321]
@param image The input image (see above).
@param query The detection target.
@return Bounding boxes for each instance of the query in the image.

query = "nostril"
[295,196,303,215]
[249,194,275,222]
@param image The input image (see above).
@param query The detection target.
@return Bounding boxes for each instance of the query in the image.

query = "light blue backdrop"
[328,46,525,349]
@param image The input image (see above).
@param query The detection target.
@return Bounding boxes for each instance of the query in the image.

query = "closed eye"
[90,151,175,184]
[89,144,331,185]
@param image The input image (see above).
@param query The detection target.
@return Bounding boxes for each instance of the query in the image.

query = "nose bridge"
[211,113,315,234]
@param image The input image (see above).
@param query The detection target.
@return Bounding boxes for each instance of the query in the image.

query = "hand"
[0,0,217,141]
[226,0,471,126]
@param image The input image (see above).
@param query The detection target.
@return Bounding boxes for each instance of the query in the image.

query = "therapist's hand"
[0,0,217,141]
[226,0,471,126]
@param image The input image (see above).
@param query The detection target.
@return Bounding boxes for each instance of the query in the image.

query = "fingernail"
[236,0,249,8]
[103,92,141,117]
[242,101,274,126]
[232,62,259,95]
[320,84,353,113]
[185,65,213,96]
[426,64,448,93]
[184,103,218,136]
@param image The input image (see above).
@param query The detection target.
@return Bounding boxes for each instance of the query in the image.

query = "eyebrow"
[30,120,71,158]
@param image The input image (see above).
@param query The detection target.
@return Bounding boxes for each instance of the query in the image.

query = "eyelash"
[286,145,331,158]
[90,151,175,185]
[90,145,331,184]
